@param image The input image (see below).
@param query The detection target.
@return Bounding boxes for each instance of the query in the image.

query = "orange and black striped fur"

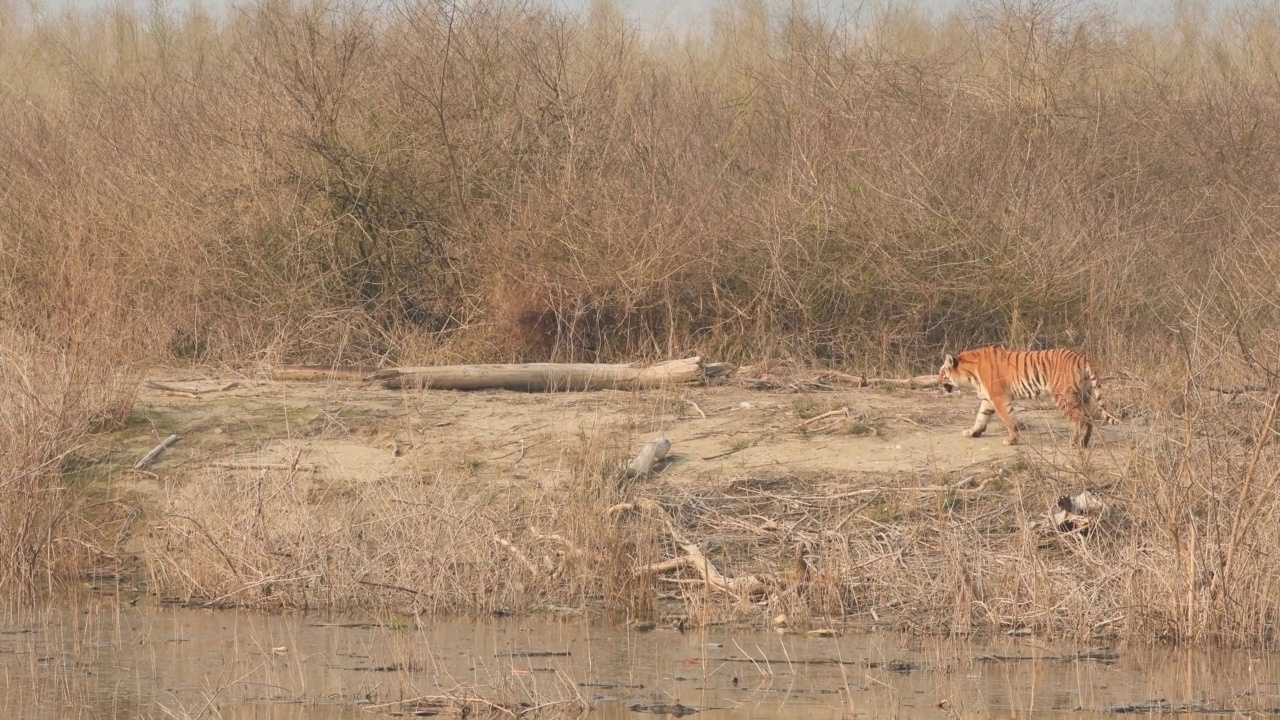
[937,346,1120,448]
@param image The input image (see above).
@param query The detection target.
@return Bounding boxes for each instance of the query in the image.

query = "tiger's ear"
[943,353,957,369]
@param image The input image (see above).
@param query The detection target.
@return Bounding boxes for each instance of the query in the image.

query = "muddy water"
[2,600,1279,719]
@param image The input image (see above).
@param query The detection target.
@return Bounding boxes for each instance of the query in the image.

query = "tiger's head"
[938,353,966,394]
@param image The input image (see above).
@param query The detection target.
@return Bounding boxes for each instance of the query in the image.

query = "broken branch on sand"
[624,437,672,479]
[134,434,180,470]
[370,357,734,392]
[802,406,850,426]
[608,498,763,599]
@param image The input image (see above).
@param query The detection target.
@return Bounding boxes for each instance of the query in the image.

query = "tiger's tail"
[1084,363,1122,426]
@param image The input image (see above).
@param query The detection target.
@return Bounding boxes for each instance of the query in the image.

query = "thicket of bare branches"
[3,0,1278,372]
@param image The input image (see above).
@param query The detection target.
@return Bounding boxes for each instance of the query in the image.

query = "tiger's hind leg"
[1053,390,1094,448]
[991,395,1021,445]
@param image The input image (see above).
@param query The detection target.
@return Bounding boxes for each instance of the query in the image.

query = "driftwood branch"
[746,372,939,391]
[207,462,319,473]
[134,434,180,470]
[362,695,521,719]
[270,366,380,382]
[372,357,731,392]
[802,406,850,426]
[609,498,763,599]
[144,381,240,398]
[862,375,939,389]
[624,438,671,479]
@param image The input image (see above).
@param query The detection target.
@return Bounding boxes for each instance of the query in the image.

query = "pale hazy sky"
[40,0,1197,28]
[570,0,1181,28]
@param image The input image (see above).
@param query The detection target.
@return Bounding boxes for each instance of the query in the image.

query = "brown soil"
[95,370,1125,494]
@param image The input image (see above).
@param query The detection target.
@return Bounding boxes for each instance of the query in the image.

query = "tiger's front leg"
[965,399,996,438]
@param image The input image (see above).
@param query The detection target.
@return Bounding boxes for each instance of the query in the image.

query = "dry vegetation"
[124,382,1280,648]
[4,0,1280,646]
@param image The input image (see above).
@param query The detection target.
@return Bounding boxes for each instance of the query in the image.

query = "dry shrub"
[0,0,1276,371]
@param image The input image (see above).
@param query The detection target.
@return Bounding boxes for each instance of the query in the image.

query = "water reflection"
[1,599,1278,719]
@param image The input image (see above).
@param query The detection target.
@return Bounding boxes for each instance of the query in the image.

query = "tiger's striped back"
[938,346,1119,447]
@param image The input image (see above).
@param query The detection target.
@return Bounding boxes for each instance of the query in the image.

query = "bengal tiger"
[937,346,1120,448]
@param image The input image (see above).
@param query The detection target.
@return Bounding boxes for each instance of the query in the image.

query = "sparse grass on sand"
[121,373,1280,649]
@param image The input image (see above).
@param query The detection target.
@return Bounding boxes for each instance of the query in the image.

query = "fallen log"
[373,357,731,392]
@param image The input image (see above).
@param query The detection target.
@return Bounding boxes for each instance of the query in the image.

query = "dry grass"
[5,0,1280,646]
[135,379,1280,648]
[141,432,665,617]
[0,329,140,600]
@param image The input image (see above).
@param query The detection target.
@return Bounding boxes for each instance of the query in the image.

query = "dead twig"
[801,406,850,426]
[357,577,423,596]
[489,441,538,461]
[493,535,541,575]
[610,498,764,599]
[167,513,242,582]
[701,448,743,460]
[1205,384,1269,395]
[814,371,868,386]
[530,528,584,557]
[684,398,708,419]
[361,694,519,718]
